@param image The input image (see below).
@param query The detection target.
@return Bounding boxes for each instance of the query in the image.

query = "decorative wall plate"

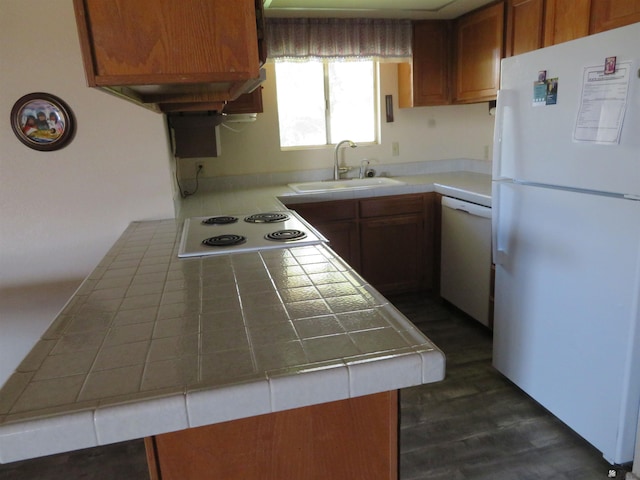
[10,93,75,151]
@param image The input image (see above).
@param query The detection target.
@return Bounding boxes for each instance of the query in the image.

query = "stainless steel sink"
[288,177,405,193]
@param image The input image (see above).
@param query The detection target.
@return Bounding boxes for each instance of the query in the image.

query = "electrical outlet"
[392,142,400,157]
[197,163,204,174]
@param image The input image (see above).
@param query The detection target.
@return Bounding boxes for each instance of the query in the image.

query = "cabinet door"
[543,0,591,46]
[287,200,360,269]
[73,0,261,112]
[453,2,505,104]
[145,392,398,480]
[398,21,451,108]
[505,0,545,56]
[313,221,360,270]
[590,0,640,33]
[360,214,425,294]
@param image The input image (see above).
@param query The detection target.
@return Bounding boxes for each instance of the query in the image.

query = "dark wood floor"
[0,293,628,479]
[392,293,628,480]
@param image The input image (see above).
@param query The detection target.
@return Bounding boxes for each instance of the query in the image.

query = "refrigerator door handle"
[491,181,507,266]
[492,89,516,181]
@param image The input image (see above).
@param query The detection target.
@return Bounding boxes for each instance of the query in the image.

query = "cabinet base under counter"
[145,391,398,480]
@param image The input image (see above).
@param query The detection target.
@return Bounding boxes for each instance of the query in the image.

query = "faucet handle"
[359,159,371,179]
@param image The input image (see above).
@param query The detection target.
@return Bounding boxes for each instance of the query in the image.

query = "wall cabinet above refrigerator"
[73,0,266,113]
[506,0,590,56]
[506,0,640,57]
[590,0,640,33]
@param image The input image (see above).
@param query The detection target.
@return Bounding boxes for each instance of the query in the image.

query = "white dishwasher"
[440,196,492,327]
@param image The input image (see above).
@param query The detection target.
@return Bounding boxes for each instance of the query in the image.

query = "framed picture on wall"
[10,93,75,151]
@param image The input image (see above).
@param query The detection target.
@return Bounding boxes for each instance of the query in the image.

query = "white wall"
[178,62,496,179]
[0,1,176,385]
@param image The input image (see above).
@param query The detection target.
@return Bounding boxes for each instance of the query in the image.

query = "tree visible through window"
[274,60,377,148]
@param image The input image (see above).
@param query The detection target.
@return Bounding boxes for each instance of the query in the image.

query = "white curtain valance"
[265,18,412,62]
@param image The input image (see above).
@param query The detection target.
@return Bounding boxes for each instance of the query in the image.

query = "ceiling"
[263,0,497,19]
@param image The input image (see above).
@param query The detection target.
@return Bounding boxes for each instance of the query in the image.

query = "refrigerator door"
[492,181,640,464]
[493,22,640,196]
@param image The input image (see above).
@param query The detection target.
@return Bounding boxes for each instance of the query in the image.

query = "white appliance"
[440,197,492,327]
[492,23,640,465]
[178,210,328,258]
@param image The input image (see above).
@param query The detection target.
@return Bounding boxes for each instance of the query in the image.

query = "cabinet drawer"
[359,194,424,218]
[289,200,357,222]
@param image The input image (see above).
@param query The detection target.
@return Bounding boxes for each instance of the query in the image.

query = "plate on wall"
[10,92,76,151]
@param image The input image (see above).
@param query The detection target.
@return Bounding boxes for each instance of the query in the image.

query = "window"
[274,60,377,148]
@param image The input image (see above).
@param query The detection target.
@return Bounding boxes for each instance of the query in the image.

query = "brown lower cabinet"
[287,193,435,295]
[145,391,398,480]
[288,199,360,270]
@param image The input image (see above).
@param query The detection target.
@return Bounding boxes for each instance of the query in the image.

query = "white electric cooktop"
[178,210,328,258]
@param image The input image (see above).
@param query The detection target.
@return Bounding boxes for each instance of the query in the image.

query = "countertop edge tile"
[0,410,97,464]
[186,379,271,428]
[268,364,350,412]
[347,352,424,398]
[419,349,447,384]
[94,394,188,445]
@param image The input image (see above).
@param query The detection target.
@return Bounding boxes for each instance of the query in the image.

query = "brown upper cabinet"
[453,1,505,104]
[73,0,265,113]
[505,0,545,56]
[401,0,640,107]
[506,0,589,56]
[398,2,505,107]
[398,21,451,107]
[590,0,640,33]
[543,0,591,46]
[506,0,639,57]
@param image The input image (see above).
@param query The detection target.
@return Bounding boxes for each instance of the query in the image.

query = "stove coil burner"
[202,216,238,225]
[202,234,246,247]
[244,212,289,223]
[265,230,307,242]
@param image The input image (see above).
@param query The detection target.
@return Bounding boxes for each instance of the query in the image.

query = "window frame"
[275,59,380,151]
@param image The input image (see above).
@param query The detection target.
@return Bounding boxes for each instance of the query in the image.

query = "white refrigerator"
[492,22,640,465]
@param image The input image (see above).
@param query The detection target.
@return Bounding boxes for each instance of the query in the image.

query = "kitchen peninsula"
[0,171,489,479]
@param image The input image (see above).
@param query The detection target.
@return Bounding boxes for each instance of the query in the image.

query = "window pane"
[274,62,326,147]
[328,61,376,144]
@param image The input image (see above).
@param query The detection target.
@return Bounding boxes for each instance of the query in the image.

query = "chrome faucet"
[333,140,357,180]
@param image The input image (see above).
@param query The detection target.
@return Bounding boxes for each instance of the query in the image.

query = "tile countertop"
[179,171,492,218]
[0,171,489,463]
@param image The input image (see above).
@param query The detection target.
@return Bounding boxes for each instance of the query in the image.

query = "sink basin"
[288,177,405,193]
